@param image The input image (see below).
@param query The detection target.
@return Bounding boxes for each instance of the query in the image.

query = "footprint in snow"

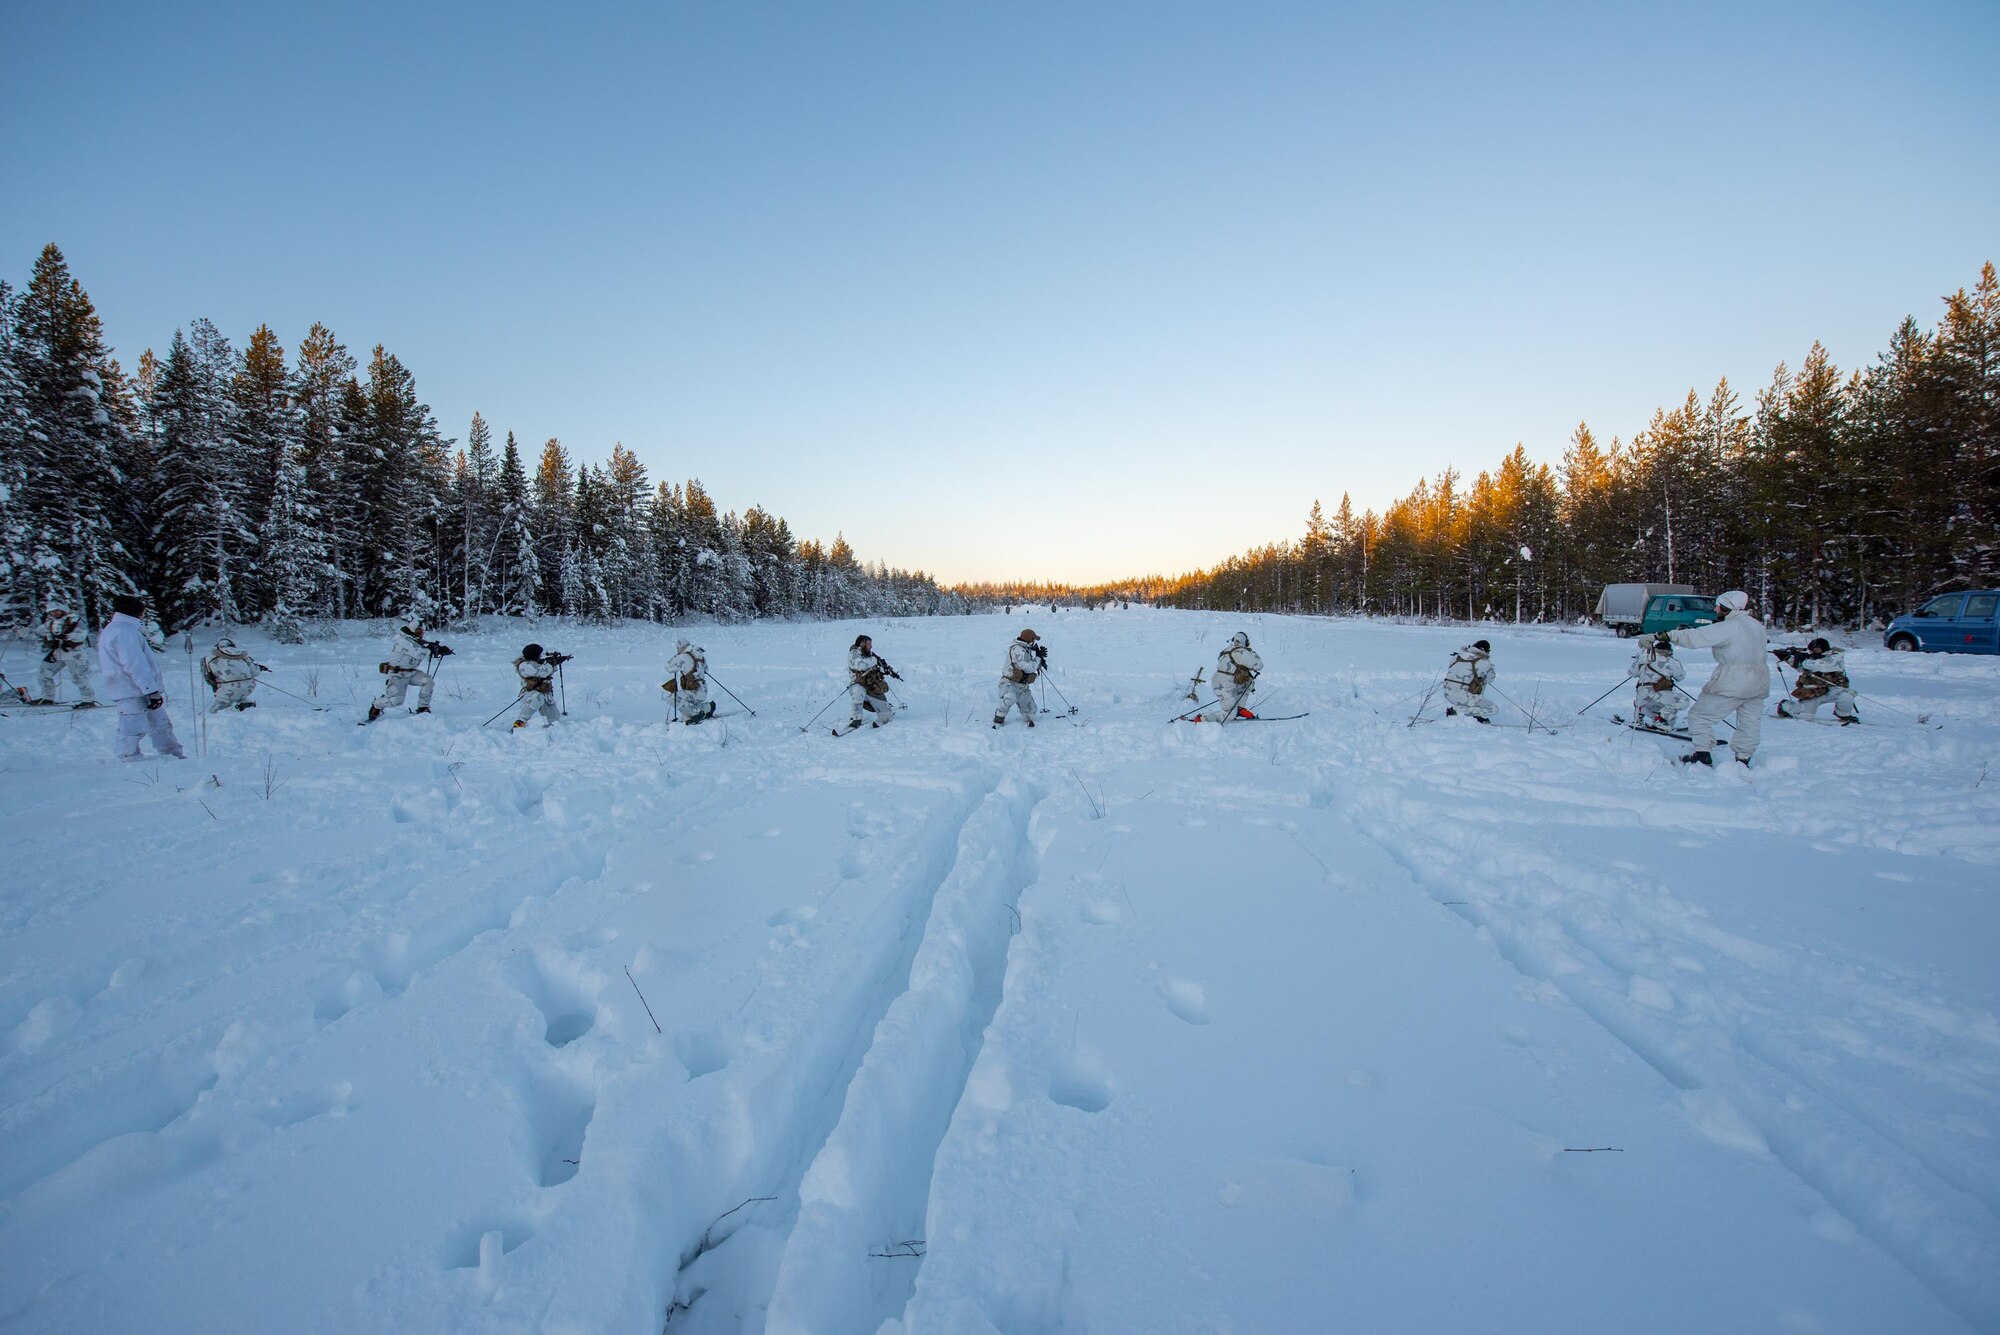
[1156,977,1211,1025]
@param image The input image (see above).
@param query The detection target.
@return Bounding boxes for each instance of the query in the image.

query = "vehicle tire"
[1615,625,1633,639]
[1888,634,1918,652]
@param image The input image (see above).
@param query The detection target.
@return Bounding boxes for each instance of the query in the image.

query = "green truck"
[1595,583,1718,637]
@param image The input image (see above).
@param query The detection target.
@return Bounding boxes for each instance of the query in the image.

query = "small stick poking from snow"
[1563,1146,1624,1153]
[625,965,662,1033]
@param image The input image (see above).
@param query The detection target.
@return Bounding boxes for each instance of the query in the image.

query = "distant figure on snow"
[1774,638,1858,725]
[844,634,899,731]
[1668,589,1769,767]
[666,638,714,724]
[365,619,452,723]
[202,637,267,711]
[993,628,1043,729]
[1443,640,1495,723]
[33,601,96,707]
[511,643,565,729]
[1626,637,1684,732]
[97,592,186,761]
[1193,631,1263,723]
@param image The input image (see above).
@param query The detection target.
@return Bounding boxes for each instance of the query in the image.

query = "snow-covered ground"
[1,608,1995,1334]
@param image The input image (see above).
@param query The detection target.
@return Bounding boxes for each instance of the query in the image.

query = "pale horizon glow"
[3,1,1995,585]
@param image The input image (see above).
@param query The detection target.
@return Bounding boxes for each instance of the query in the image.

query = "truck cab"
[1638,594,1717,636]
[1884,591,2000,654]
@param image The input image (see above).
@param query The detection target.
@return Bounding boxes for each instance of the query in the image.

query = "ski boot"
[414,706,431,715]
[512,720,527,730]
[365,704,382,723]
[72,700,99,710]
[1445,706,1456,717]
[1680,750,1713,767]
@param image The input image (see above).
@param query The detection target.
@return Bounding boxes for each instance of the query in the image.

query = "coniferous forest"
[4,246,1994,637]
[1156,262,1999,630]
[0,245,964,638]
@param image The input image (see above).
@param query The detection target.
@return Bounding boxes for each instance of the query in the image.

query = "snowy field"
[1,607,1996,1335]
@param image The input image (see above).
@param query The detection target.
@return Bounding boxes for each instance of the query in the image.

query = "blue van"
[1884,590,1999,654]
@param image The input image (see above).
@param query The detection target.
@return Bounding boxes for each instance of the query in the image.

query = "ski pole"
[1575,678,1628,717]
[799,687,847,733]
[706,670,757,717]
[1854,691,1933,725]
[557,662,568,716]
[257,679,331,711]
[1488,684,1552,733]
[1407,671,1446,727]
[1045,676,1077,715]
[1672,682,1734,731]
[1171,698,1218,723]
[482,690,531,727]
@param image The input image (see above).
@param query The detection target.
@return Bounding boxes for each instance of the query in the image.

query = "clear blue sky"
[5,1,1995,584]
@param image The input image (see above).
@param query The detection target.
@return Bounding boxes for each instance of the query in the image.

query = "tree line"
[1155,262,1999,630]
[0,244,964,639]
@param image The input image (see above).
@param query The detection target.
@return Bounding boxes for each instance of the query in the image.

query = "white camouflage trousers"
[372,668,433,713]
[849,684,895,726]
[115,696,186,760]
[994,679,1036,724]
[211,679,257,711]
[1780,687,1857,721]
[1632,686,1679,731]
[1688,685,1763,761]
[515,687,558,726]
[38,649,95,703]
[1206,679,1254,723]
[675,683,712,722]
[1443,680,1493,721]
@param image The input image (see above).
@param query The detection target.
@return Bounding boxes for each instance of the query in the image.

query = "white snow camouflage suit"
[994,636,1041,726]
[1778,647,1858,722]
[371,627,436,713]
[848,645,896,727]
[513,656,558,727]
[1443,645,1496,721]
[203,644,264,711]
[1671,610,1770,762]
[1204,635,1263,722]
[36,611,95,704]
[97,611,186,760]
[666,643,713,723]
[1626,643,1685,731]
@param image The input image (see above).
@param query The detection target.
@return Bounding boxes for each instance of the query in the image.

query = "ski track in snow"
[0,610,1995,1333]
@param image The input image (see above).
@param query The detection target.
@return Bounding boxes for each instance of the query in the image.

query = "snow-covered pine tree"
[490,431,538,615]
[349,346,449,619]
[232,324,298,619]
[259,437,329,643]
[292,323,356,619]
[457,411,497,615]
[9,245,141,624]
[531,438,573,614]
[0,281,31,626]
[148,319,256,629]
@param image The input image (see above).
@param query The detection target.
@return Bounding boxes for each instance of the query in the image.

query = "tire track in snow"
[761,776,1045,1334]
[1317,762,2000,1331]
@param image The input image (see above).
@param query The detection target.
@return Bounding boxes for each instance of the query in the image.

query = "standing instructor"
[97,592,187,761]
[1668,589,1769,768]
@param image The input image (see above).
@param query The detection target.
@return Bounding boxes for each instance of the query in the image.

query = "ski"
[1609,714,1692,742]
[1179,711,1310,723]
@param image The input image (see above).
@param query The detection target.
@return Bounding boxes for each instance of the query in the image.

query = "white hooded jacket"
[1003,639,1041,684]
[1671,613,1771,697]
[97,612,165,700]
